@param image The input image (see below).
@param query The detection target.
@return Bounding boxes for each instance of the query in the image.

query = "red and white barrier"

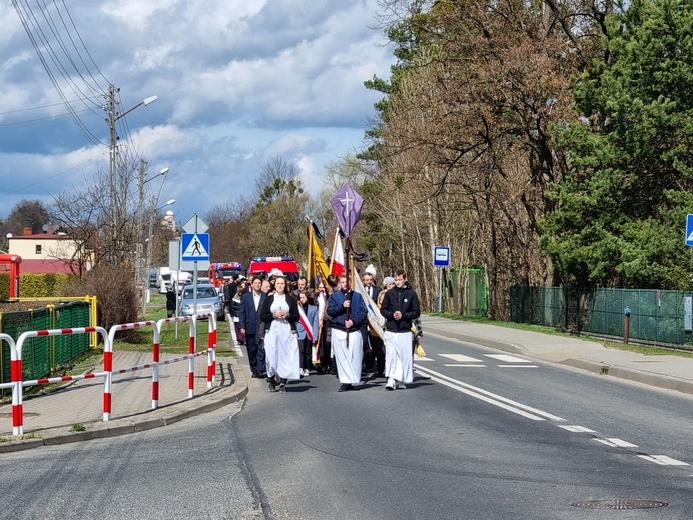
[107,320,159,419]
[13,327,109,436]
[4,311,219,435]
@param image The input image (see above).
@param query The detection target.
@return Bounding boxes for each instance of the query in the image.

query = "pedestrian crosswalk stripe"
[440,353,484,363]
[485,354,532,363]
[638,455,689,466]
[444,364,486,367]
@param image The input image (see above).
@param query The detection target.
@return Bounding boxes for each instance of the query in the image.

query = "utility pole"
[136,158,147,283]
[107,83,118,262]
[104,85,158,264]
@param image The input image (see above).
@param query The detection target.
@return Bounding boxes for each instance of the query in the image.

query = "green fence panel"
[511,286,692,346]
[0,301,92,388]
[53,302,90,367]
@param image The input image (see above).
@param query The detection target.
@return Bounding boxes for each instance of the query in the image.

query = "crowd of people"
[219,266,422,393]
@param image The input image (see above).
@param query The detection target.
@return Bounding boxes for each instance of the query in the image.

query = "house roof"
[10,233,72,240]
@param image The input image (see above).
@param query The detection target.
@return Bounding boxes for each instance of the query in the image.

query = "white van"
[157,268,192,293]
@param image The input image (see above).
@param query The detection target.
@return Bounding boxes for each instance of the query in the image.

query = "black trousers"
[246,333,265,374]
[367,334,385,375]
[299,338,312,369]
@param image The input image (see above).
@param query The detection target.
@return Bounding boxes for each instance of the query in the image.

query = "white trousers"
[384,331,413,383]
[332,329,363,385]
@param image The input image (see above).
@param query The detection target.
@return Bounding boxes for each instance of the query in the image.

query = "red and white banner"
[331,230,345,278]
[297,304,315,343]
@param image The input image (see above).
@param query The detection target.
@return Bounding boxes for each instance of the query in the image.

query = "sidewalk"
[0,350,248,453]
[3,315,693,452]
[421,315,693,396]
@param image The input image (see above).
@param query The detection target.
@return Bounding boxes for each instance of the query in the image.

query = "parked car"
[179,283,224,319]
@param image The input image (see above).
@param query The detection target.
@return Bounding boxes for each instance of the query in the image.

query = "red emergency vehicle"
[208,262,243,288]
[247,256,300,281]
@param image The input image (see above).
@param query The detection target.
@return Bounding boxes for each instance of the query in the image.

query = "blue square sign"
[687,215,693,246]
[181,233,210,261]
[433,246,450,267]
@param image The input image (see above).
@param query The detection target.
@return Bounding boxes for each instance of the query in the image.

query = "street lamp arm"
[115,95,159,122]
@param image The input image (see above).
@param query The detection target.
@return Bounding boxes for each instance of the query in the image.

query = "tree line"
[6,0,692,320]
[195,0,693,318]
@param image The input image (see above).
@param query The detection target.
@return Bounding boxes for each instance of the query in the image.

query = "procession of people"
[228,184,421,393]
[227,260,421,394]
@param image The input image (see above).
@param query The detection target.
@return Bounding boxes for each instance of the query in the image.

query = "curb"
[0,363,249,454]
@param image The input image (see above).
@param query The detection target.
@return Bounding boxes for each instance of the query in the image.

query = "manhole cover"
[572,499,668,510]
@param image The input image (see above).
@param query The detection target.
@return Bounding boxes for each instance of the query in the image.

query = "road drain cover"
[572,499,668,510]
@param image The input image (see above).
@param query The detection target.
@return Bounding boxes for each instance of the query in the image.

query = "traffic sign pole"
[433,246,451,313]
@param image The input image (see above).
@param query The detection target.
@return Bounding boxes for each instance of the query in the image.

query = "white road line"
[497,365,539,368]
[414,356,434,361]
[414,364,566,422]
[638,455,689,466]
[485,354,533,363]
[558,425,596,433]
[440,353,484,363]
[444,364,486,367]
[595,438,638,448]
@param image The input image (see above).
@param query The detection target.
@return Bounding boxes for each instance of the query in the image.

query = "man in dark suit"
[238,276,267,378]
[361,271,381,371]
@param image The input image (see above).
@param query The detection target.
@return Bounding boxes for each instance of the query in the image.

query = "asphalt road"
[3,333,693,519]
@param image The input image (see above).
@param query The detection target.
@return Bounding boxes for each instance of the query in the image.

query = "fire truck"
[208,262,243,288]
[247,256,300,281]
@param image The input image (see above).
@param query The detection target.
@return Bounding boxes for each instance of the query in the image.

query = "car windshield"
[183,287,217,299]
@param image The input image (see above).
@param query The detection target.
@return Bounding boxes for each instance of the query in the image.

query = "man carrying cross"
[327,273,368,391]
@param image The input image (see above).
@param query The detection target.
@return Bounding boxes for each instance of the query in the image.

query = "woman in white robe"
[260,276,300,392]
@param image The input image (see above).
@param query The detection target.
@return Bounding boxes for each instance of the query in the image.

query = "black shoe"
[268,380,276,392]
[250,372,257,378]
[338,383,350,392]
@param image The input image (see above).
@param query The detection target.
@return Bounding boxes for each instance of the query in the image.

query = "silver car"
[179,283,223,319]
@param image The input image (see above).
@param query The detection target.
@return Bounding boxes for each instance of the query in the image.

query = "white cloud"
[0,0,394,220]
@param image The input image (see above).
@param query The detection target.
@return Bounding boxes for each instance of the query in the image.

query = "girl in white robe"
[260,276,300,392]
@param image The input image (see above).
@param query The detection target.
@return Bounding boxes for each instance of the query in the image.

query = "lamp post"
[136,165,170,282]
[106,84,158,263]
[143,198,176,314]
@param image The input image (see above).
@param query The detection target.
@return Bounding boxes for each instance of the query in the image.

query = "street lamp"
[106,84,159,263]
[143,198,176,313]
[136,165,171,280]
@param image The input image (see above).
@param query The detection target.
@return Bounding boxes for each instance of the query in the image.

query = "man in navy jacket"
[327,274,368,392]
[238,276,267,378]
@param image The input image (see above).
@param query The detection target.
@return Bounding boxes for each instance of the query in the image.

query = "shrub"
[60,264,139,338]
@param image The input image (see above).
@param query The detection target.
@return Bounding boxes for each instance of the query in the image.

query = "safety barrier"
[4,312,218,435]
[12,327,109,436]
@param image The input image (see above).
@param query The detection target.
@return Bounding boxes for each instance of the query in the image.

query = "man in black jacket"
[379,269,420,390]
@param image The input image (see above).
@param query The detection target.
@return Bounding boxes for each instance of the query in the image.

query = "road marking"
[414,364,566,422]
[485,354,533,363]
[497,365,538,368]
[595,438,638,448]
[638,455,689,466]
[557,425,596,433]
[414,356,434,361]
[444,364,486,367]
[441,354,484,363]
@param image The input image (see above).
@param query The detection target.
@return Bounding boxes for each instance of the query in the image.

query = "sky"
[0,0,395,225]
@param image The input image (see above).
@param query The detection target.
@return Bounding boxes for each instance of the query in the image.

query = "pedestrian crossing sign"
[181,233,210,261]
[687,215,693,246]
